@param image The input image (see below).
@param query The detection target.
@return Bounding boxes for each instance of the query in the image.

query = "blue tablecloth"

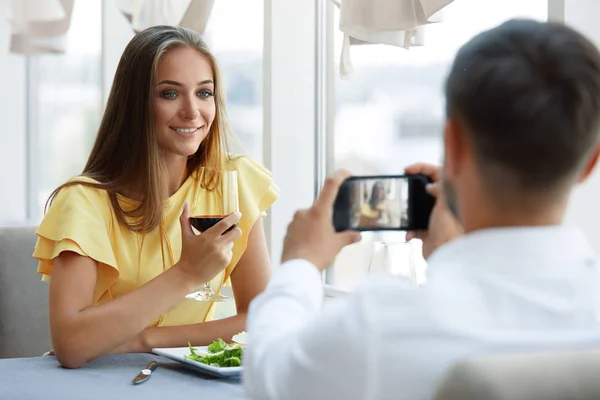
[0,353,246,400]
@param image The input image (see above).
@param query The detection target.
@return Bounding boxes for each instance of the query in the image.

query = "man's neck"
[461,211,564,233]
[459,194,568,234]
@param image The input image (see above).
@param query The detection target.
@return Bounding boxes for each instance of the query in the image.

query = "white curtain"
[117,0,215,34]
[332,0,455,78]
[8,0,74,54]
[5,0,216,55]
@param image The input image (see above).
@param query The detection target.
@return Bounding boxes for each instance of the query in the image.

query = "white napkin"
[332,0,455,79]
[117,0,215,34]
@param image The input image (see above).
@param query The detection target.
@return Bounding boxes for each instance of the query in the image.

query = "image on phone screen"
[333,174,434,232]
[350,178,408,230]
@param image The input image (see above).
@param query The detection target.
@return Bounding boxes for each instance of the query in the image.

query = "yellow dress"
[359,202,383,228]
[32,156,279,327]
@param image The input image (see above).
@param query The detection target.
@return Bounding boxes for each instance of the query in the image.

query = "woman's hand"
[176,203,242,288]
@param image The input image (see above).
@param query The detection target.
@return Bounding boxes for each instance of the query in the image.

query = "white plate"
[152,346,242,378]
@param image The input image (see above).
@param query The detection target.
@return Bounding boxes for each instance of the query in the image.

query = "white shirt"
[244,226,600,400]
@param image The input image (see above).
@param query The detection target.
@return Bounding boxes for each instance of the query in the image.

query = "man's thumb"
[338,230,362,248]
[180,202,194,237]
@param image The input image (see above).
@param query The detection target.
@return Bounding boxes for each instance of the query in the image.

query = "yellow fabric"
[33,155,279,327]
[359,202,391,228]
[360,203,383,219]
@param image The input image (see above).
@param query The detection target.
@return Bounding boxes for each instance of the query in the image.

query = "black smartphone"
[332,174,434,232]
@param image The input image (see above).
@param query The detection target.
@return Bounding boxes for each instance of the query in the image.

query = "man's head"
[442,18,600,225]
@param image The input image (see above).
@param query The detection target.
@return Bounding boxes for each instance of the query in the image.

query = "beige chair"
[434,348,600,400]
[0,226,51,358]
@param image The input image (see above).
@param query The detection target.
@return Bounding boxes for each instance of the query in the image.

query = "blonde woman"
[359,181,390,228]
[33,26,278,368]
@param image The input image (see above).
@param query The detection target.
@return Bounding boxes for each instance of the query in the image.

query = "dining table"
[0,353,246,399]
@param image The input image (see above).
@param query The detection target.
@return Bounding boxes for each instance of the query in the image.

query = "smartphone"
[332,174,434,232]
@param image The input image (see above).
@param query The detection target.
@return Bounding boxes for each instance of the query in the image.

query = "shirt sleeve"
[32,182,120,302]
[244,259,374,400]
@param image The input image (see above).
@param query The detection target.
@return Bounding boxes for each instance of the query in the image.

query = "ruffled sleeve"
[33,180,120,302]
[234,156,279,223]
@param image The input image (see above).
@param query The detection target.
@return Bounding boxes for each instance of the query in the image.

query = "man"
[244,18,600,400]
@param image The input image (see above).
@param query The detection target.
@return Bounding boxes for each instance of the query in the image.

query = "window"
[329,0,549,290]
[28,0,102,221]
[203,0,264,162]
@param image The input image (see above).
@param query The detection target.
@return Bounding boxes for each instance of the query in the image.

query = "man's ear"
[577,143,600,184]
[443,117,468,180]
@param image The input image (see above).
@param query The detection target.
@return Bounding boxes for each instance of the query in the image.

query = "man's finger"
[313,169,352,212]
[338,230,362,248]
[406,230,427,241]
[426,182,441,198]
[404,163,442,182]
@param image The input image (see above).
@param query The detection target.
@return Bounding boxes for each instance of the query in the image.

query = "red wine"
[190,216,237,234]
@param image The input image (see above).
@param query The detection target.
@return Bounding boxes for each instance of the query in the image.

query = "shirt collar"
[427,225,597,273]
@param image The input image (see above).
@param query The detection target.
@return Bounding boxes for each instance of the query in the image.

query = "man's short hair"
[445,18,600,192]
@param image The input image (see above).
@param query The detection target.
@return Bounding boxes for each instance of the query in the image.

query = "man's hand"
[281,170,362,271]
[405,163,464,259]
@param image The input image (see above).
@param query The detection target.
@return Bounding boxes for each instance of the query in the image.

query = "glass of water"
[367,240,419,284]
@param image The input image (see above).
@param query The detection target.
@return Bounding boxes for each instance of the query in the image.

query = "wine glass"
[185,169,239,302]
[367,240,419,285]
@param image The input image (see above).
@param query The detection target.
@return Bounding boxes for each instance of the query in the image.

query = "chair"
[0,226,51,358]
[434,348,600,400]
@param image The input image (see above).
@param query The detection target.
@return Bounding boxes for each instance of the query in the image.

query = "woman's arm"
[50,254,196,368]
[49,210,241,368]
[133,217,272,350]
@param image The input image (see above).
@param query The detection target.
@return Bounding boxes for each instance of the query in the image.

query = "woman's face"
[154,46,216,159]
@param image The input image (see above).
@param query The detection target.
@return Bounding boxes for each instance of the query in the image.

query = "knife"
[132,361,158,385]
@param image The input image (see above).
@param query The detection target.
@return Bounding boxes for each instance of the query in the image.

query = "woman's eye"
[160,90,177,99]
[198,89,214,98]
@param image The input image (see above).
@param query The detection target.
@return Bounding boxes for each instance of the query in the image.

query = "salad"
[184,332,247,368]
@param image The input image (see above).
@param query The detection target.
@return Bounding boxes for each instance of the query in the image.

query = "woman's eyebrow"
[157,79,214,86]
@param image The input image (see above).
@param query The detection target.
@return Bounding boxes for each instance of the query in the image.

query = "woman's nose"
[180,99,200,120]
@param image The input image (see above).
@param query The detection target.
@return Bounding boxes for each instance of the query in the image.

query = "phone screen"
[332,174,434,232]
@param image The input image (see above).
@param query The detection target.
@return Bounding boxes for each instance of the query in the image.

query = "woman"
[359,181,389,228]
[32,26,278,368]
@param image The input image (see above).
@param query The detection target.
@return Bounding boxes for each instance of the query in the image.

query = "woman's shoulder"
[49,176,111,211]
[224,154,278,193]
[220,153,279,213]
[37,176,115,241]
[223,153,272,176]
